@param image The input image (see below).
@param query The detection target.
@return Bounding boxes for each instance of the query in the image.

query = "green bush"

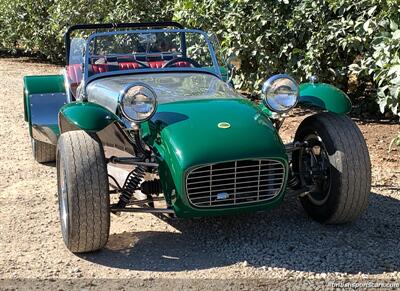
[0,0,399,118]
[173,0,400,117]
[0,0,172,61]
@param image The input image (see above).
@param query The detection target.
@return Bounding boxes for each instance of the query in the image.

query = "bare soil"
[0,58,399,290]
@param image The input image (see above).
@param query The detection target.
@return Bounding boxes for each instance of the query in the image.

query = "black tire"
[31,139,56,163]
[293,112,371,224]
[56,130,110,253]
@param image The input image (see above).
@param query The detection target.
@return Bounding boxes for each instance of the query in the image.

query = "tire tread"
[57,131,110,253]
[296,112,371,224]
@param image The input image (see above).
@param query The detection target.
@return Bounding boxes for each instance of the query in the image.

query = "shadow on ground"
[82,191,400,274]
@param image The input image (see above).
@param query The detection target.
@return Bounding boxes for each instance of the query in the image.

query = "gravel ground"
[0,58,399,290]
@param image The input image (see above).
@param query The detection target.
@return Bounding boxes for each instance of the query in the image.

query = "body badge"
[218,122,231,129]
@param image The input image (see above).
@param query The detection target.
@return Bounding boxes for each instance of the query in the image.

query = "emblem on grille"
[216,192,229,200]
[218,122,231,129]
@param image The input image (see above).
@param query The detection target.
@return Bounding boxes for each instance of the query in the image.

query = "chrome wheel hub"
[299,134,331,206]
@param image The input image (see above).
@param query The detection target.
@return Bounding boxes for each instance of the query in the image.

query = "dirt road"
[0,58,399,289]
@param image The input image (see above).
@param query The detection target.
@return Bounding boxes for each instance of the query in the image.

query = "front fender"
[299,83,352,114]
[59,101,119,133]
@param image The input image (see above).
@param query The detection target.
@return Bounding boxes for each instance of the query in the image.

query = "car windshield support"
[65,22,185,65]
[82,28,222,87]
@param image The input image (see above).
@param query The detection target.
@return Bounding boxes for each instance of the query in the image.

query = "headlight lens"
[261,74,299,113]
[120,82,157,122]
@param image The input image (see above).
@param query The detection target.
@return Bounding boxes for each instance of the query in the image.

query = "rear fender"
[23,75,67,144]
[298,83,352,114]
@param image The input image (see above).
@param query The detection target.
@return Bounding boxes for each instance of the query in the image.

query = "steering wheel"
[130,59,150,68]
[162,57,201,68]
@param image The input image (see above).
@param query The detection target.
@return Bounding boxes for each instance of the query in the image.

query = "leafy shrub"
[350,21,400,117]
[0,0,399,118]
[0,0,172,61]
[173,0,400,118]
[0,0,53,56]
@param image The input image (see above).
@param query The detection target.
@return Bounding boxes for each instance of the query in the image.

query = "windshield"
[65,29,227,98]
[84,29,221,79]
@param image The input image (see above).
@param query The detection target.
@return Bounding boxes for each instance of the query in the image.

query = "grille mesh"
[186,159,285,208]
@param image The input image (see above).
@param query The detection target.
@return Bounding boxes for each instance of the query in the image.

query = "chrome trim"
[187,168,284,180]
[30,92,68,144]
[63,69,73,103]
[261,74,299,113]
[185,159,286,208]
[118,81,158,122]
[191,178,281,189]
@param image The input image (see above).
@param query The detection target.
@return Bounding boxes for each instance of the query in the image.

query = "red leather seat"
[66,64,83,84]
[67,60,193,82]
[148,61,165,68]
[174,61,191,67]
[146,60,191,68]
[91,64,108,74]
[119,62,141,70]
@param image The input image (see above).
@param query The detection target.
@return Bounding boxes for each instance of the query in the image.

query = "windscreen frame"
[82,28,222,86]
[65,22,185,65]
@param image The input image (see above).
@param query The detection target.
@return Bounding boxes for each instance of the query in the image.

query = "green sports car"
[23,22,371,253]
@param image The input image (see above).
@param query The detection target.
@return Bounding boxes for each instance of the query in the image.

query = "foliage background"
[0,0,399,120]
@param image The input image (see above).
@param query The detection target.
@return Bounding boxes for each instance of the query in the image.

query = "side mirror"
[227,55,242,71]
[226,55,242,86]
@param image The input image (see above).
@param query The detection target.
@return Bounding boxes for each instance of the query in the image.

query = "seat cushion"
[66,64,83,84]
[91,64,109,74]
[148,60,165,69]
[119,62,141,70]
[174,61,191,67]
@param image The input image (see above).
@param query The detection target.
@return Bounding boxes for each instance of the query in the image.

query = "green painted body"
[144,98,289,217]
[298,82,352,114]
[23,75,65,121]
[23,75,66,139]
[22,71,351,218]
[259,82,352,116]
[59,102,119,132]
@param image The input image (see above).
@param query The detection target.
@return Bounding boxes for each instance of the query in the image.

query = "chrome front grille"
[186,159,285,208]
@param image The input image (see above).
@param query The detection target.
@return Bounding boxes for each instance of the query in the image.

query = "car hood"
[148,98,287,171]
[85,72,242,113]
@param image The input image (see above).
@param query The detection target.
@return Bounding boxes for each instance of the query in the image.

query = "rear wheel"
[31,139,55,163]
[293,112,371,224]
[57,130,110,253]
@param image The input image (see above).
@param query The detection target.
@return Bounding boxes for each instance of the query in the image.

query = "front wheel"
[293,112,371,224]
[57,130,110,253]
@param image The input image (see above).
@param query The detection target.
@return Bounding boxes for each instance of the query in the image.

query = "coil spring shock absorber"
[116,166,146,208]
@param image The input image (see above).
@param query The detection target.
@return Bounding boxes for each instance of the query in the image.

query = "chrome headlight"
[261,74,299,113]
[119,82,157,122]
